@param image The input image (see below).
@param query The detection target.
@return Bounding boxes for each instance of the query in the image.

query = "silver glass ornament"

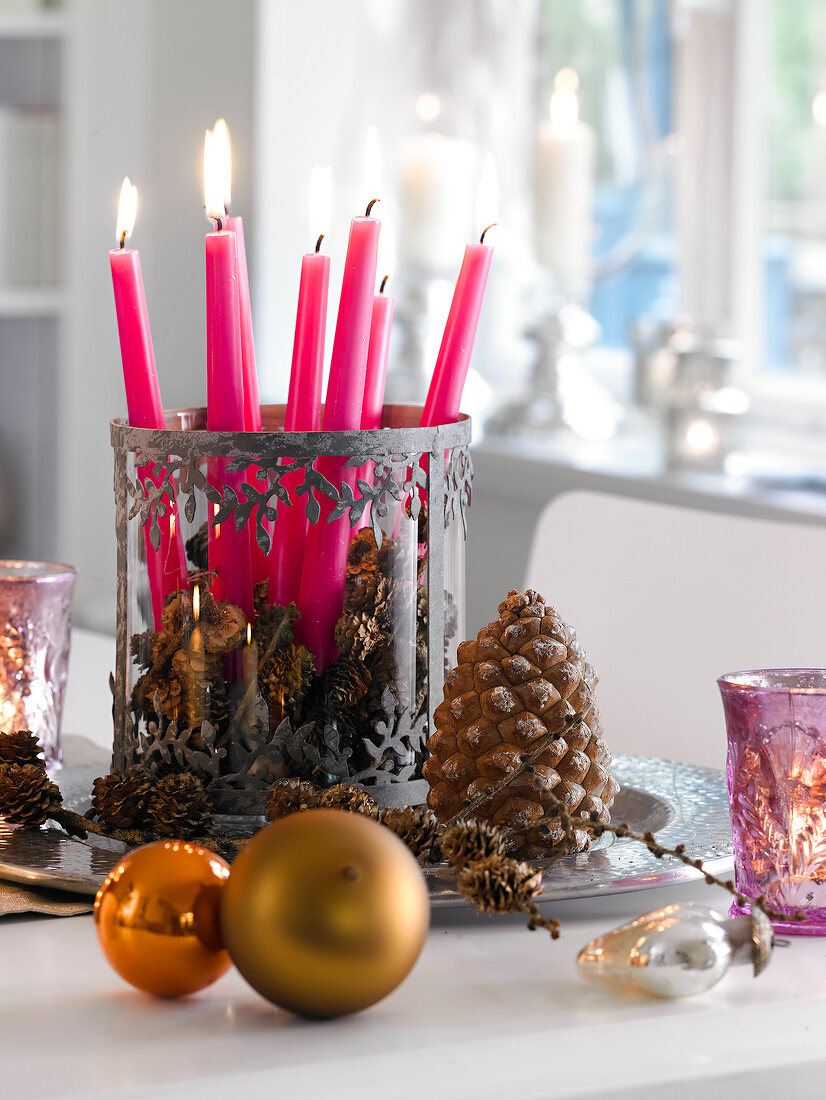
[577,902,773,999]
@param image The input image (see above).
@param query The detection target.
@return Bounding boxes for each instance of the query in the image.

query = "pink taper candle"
[420,227,494,427]
[204,129,253,620]
[210,119,267,586]
[269,237,330,607]
[223,215,261,432]
[362,281,394,429]
[295,204,381,669]
[355,280,395,533]
[393,227,494,539]
[109,177,188,630]
[224,212,269,587]
[204,225,254,620]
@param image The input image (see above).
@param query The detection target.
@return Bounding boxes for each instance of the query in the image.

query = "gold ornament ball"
[94,840,232,998]
[220,808,430,1017]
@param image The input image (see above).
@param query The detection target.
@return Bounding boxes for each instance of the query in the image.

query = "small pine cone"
[266,778,321,822]
[156,676,183,720]
[0,763,61,827]
[202,600,247,654]
[441,819,512,868]
[322,656,372,710]
[148,774,212,839]
[457,855,543,915]
[0,730,44,767]
[346,528,379,577]
[335,610,387,661]
[380,806,443,862]
[260,643,315,720]
[91,771,153,830]
[318,783,378,819]
[343,570,380,617]
[130,631,157,672]
[186,522,209,571]
[160,587,190,636]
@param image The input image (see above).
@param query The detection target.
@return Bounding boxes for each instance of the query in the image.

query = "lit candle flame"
[415,91,441,124]
[193,584,200,623]
[115,177,138,247]
[549,68,580,132]
[476,152,499,232]
[203,123,231,222]
[363,124,382,204]
[212,117,232,211]
[308,164,333,241]
[246,622,252,646]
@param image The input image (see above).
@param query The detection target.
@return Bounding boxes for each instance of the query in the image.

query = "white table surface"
[4,630,826,1100]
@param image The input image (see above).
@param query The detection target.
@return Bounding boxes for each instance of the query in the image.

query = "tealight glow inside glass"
[719,668,826,935]
[0,560,76,770]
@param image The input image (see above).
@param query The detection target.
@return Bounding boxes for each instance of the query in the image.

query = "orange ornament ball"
[220,809,430,1017]
[94,840,232,998]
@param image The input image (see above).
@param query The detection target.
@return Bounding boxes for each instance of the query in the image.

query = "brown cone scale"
[424,589,619,859]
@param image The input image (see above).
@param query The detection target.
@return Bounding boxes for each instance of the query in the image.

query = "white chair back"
[524,490,826,768]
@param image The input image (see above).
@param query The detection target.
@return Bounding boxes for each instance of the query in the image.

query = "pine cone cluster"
[424,588,619,859]
[130,575,316,743]
[91,770,213,839]
[330,529,421,761]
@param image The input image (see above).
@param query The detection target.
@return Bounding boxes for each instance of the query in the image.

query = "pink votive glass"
[719,668,826,935]
[0,561,77,770]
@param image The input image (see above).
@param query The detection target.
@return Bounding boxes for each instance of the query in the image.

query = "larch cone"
[423,589,619,859]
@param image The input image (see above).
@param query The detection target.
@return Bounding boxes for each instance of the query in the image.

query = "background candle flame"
[549,68,580,132]
[115,176,138,245]
[308,164,333,240]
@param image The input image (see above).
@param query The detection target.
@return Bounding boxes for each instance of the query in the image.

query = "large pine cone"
[91,772,153,830]
[148,774,212,838]
[0,763,61,827]
[423,589,619,859]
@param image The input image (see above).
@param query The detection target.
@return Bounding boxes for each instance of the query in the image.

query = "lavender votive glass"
[0,561,77,770]
[719,669,826,935]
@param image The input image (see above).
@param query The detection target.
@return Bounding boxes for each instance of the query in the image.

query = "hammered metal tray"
[0,756,733,903]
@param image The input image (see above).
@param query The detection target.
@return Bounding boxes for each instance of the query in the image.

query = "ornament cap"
[726,907,774,977]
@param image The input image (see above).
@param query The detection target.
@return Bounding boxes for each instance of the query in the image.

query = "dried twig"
[528,806,804,925]
[51,808,247,855]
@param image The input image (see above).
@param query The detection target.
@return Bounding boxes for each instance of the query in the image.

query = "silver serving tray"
[0,756,733,904]
[428,755,733,907]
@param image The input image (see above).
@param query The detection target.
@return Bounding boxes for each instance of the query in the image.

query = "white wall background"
[59,0,255,629]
